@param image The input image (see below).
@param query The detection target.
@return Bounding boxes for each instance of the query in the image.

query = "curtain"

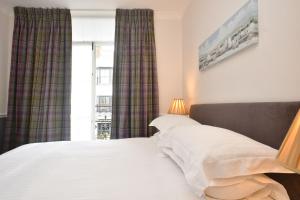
[2,7,72,152]
[111,9,159,139]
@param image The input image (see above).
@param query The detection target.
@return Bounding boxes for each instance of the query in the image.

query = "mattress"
[0,137,199,200]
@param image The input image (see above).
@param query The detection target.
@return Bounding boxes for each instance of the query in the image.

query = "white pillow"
[159,125,292,194]
[149,114,200,134]
[204,174,289,200]
[162,147,185,170]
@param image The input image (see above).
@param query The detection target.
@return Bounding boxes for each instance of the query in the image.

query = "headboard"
[189,102,300,200]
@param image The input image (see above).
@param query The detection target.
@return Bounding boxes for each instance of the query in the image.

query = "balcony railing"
[95,105,112,113]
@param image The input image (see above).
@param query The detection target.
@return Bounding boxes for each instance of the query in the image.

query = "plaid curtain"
[111,9,159,139]
[2,7,72,152]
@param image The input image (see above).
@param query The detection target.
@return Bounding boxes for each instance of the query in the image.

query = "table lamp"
[277,109,300,173]
[168,98,188,115]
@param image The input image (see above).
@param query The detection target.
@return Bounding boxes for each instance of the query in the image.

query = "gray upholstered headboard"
[190,102,300,149]
[189,102,300,200]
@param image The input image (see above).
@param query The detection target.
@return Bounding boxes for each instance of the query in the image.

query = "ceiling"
[0,0,193,17]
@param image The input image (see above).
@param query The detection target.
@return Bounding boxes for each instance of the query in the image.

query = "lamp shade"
[168,99,188,115]
[277,109,300,173]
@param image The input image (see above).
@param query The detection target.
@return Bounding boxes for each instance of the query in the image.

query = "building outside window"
[96,67,113,85]
[95,45,114,140]
[95,96,112,113]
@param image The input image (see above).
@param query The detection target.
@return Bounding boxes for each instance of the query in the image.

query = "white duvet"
[0,137,198,200]
[0,137,290,200]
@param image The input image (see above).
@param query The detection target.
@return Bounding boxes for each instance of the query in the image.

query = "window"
[96,67,113,85]
[71,16,114,141]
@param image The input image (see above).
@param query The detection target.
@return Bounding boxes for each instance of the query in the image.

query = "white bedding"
[0,137,199,200]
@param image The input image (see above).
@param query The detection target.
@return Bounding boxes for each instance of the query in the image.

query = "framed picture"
[199,0,258,71]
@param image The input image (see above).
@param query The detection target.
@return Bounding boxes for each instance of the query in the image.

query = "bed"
[0,102,299,200]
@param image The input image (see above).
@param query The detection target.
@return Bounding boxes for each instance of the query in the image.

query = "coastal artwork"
[199,0,258,71]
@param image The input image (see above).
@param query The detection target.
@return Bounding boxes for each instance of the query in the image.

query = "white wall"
[155,16,183,113]
[0,6,13,116]
[182,0,300,108]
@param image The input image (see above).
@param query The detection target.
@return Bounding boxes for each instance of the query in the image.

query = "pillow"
[204,174,289,200]
[159,125,292,194]
[149,114,200,134]
[162,147,185,171]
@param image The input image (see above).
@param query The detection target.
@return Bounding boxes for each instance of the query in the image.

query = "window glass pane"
[101,69,110,84]
[96,45,114,67]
